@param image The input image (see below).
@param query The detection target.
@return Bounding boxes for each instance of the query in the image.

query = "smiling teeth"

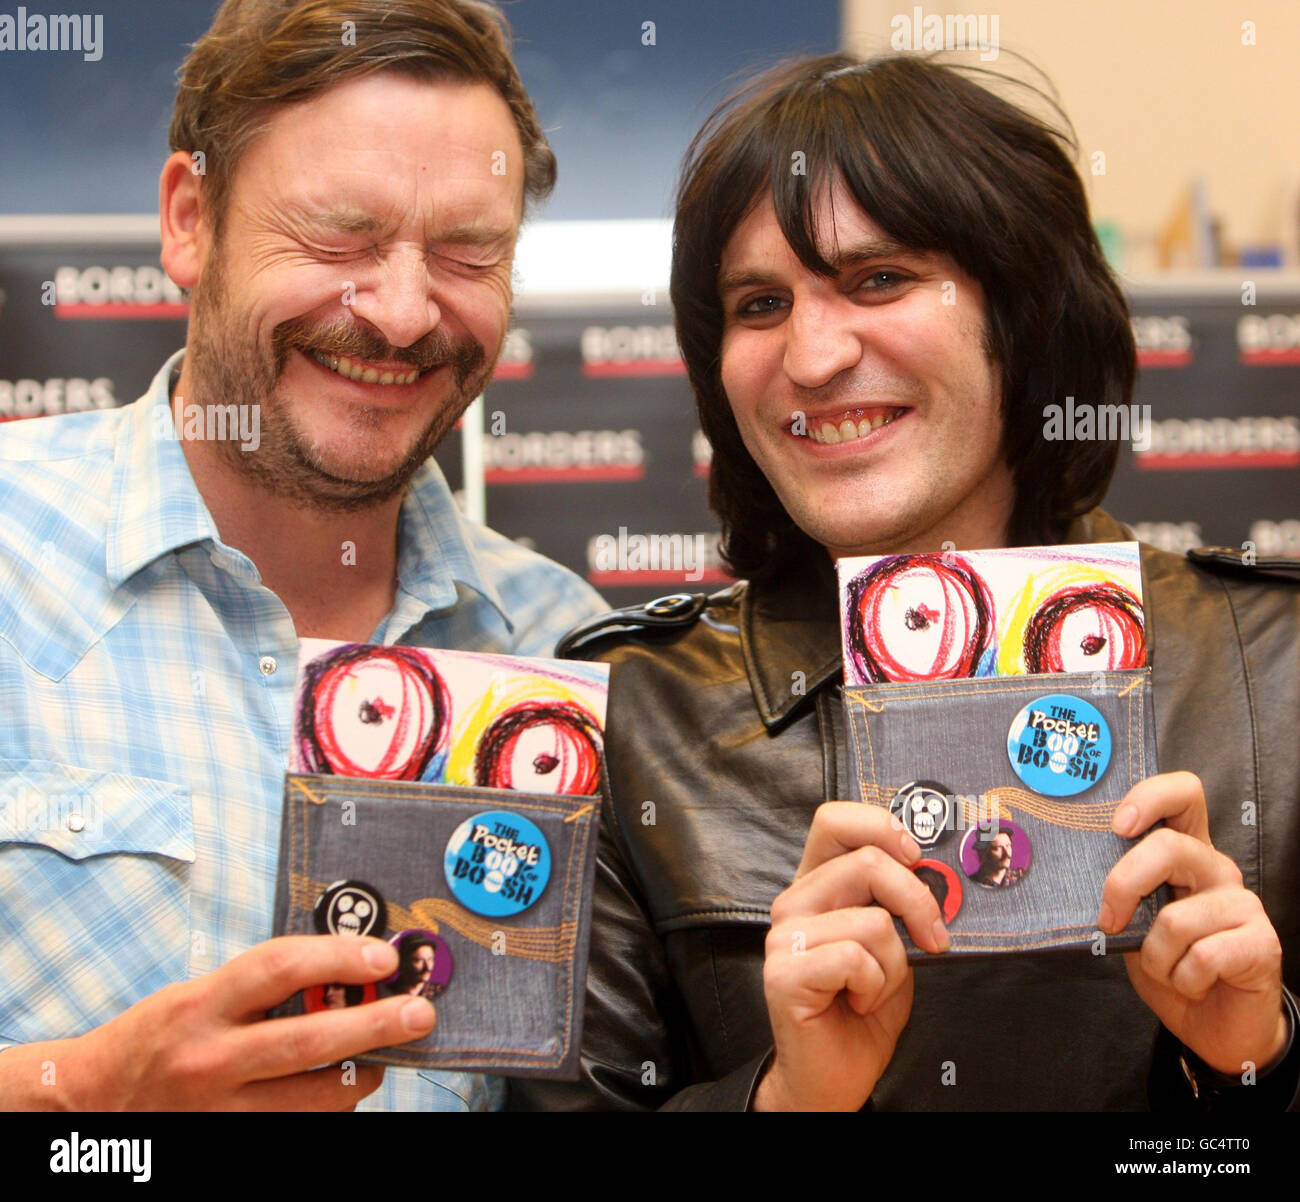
[311,351,420,386]
[805,410,902,444]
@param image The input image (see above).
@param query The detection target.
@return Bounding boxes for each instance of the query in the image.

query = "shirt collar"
[389,457,515,638]
[105,350,515,636]
[106,349,219,588]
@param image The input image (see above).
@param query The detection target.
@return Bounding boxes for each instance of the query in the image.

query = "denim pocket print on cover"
[842,669,1167,960]
[272,773,599,1079]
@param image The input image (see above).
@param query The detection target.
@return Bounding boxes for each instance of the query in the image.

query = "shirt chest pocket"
[0,761,194,1045]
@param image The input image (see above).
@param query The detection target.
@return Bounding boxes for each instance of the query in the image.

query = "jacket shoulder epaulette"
[1185,546,1300,585]
[557,588,736,659]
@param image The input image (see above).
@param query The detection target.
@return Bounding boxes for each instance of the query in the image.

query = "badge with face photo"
[912,858,963,924]
[960,821,1032,890]
[313,879,387,938]
[303,981,379,1013]
[889,780,952,848]
[386,929,453,1001]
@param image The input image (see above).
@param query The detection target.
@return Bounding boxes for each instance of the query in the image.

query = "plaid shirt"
[0,349,608,1111]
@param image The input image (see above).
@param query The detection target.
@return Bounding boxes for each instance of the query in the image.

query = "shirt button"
[65,813,86,833]
[258,655,278,677]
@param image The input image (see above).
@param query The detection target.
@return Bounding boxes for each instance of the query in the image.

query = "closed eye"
[443,256,498,272]
[311,243,371,261]
[434,251,504,275]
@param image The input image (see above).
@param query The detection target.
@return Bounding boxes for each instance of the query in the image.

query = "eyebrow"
[717,237,919,294]
[435,223,516,249]
[308,207,384,235]
[302,207,514,248]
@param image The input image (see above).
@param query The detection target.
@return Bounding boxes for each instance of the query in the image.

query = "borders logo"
[581,325,683,377]
[51,265,187,320]
[492,327,533,381]
[1134,416,1300,470]
[483,428,644,483]
[1133,315,1193,367]
[1238,314,1300,365]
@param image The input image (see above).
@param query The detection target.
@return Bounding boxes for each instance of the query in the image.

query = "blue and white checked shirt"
[0,349,608,1111]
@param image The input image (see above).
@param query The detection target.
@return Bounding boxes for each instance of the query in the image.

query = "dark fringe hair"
[671,53,1135,583]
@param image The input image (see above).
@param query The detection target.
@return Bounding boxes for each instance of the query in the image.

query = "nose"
[782,291,862,389]
[347,244,442,351]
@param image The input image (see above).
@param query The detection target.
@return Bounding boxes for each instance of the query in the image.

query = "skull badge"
[313,879,387,939]
[888,781,952,848]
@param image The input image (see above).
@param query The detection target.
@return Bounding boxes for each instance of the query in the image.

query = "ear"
[159,149,211,291]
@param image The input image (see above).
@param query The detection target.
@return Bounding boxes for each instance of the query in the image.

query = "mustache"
[273,317,486,388]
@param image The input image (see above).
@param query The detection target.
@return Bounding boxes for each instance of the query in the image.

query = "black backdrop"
[1,240,1296,608]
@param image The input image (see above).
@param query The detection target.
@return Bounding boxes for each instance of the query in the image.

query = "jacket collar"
[1061,508,1135,545]
[740,553,843,730]
[738,509,1141,729]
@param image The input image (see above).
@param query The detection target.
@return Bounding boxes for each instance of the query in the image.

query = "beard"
[184,242,492,512]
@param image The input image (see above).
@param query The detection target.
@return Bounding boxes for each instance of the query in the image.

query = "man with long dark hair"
[512,53,1299,1112]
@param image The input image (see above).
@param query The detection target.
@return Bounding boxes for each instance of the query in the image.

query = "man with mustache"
[970,830,1024,890]
[394,936,443,1001]
[0,0,604,1111]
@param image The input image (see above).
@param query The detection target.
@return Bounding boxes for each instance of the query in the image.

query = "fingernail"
[931,920,950,953]
[1098,902,1115,933]
[1114,805,1138,837]
[401,998,435,1033]
[363,941,397,972]
[902,833,922,863]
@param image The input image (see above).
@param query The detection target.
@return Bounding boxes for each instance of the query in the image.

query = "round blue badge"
[444,810,551,917]
[1006,693,1112,797]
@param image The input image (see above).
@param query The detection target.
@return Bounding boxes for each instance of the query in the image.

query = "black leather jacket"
[510,512,1300,1110]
